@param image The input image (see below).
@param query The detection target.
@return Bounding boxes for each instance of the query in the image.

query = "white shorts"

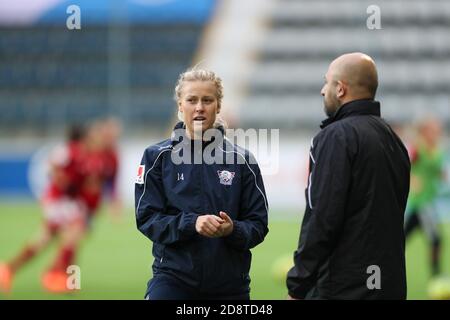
[42,197,87,227]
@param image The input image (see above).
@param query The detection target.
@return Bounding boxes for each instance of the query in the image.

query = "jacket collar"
[170,122,225,146]
[320,99,381,129]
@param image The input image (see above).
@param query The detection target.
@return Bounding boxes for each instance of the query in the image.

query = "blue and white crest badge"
[217,170,235,186]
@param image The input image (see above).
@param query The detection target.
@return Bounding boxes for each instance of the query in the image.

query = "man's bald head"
[330,52,378,99]
[321,52,378,117]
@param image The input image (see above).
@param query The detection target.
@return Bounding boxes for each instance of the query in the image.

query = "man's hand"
[218,211,234,237]
[195,215,224,238]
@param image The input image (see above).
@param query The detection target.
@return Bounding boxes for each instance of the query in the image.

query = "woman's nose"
[195,101,205,111]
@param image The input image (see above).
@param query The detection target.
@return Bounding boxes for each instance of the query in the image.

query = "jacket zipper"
[199,148,206,290]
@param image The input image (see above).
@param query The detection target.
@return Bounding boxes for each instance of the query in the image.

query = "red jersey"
[78,150,104,212]
[43,141,85,201]
[78,147,118,213]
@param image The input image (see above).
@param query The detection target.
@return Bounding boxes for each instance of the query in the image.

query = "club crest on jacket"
[217,170,235,186]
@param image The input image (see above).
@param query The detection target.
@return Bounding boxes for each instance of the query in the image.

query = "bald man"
[286,53,411,299]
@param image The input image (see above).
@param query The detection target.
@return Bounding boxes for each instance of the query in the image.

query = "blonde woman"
[135,69,268,300]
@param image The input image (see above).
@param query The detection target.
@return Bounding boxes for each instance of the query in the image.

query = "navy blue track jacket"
[135,122,269,295]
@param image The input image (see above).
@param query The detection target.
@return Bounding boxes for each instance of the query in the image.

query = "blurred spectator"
[405,117,446,278]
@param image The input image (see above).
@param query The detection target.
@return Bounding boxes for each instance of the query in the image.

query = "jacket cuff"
[286,267,312,299]
[287,289,307,300]
[224,220,246,246]
[181,212,200,236]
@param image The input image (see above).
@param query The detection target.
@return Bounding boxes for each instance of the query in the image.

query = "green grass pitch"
[0,203,449,299]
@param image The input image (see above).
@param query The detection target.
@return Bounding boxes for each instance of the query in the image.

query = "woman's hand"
[195,212,234,238]
[195,215,224,238]
[218,211,234,237]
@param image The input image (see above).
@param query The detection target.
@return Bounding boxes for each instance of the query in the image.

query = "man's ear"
[178,102,183,113]
[336,81,346,98]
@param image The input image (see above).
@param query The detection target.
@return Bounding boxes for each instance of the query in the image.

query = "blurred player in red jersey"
[0,119,122,295]
[45,118,121,293]
[43,119,121,293]
[0,125,88,294]
[44,119,122,292]
[39,124,108,294]
[42,119,122,294]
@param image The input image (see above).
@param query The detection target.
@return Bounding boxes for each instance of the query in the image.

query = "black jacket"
[287,99,411,300]
[135,123,269,296]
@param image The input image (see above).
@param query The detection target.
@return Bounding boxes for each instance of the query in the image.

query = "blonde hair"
[174,68,227,128]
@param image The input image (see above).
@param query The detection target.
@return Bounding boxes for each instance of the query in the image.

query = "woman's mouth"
[193,116,206,123]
